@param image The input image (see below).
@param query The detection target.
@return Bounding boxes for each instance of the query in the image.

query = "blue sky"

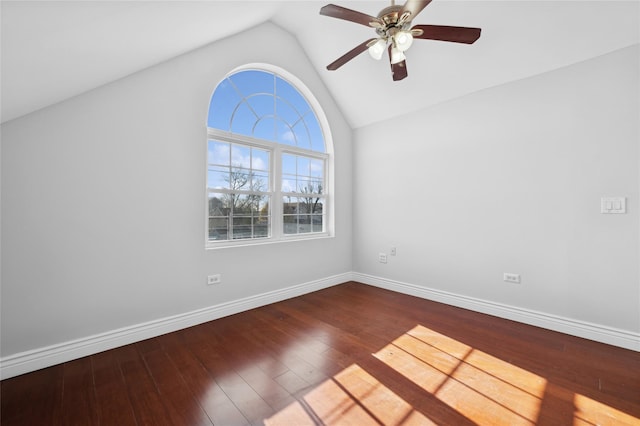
[208,70,324,152]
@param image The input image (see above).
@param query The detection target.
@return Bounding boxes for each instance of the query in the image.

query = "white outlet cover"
[601,197,626,214]
[503,273,521,283]
[207,274,221,285]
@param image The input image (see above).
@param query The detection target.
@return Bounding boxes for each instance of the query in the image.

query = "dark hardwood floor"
[2,281,639,425]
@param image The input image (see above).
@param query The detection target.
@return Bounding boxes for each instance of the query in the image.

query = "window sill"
[205,233,333,250]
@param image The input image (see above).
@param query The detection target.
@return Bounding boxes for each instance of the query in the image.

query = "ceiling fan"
[320,0,481,81]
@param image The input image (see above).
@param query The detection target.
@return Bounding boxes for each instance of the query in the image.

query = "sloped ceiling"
[1,1,638,128]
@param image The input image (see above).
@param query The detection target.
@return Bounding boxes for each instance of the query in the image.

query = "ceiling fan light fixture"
[368,38,387,60]
[390,46,406,64]
[394,30,413,51]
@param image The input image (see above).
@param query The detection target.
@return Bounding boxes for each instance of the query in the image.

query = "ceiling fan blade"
[399,0,433,21]
[388,46,408,81]
[320,4,382,28]
[327,38,377,71]
[391,61,408,81]
[412,25,481,44]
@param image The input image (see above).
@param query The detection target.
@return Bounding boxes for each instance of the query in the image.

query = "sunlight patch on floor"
[265,364,435,426]
[264,324,640,426]
[373,325,546,425]
[574,393,640,426]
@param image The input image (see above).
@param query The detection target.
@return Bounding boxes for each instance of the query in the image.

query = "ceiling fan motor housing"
[374,5,413,36]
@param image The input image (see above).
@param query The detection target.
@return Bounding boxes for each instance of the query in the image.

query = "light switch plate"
[601,197,626,214]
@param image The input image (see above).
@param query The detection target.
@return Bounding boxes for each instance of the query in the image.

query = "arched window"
[206,66,332,246]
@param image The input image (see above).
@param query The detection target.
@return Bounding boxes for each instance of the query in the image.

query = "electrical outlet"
[207,274,221,285]
[379,253,388,264]
[601,197,626,214]
[503,273,521,284]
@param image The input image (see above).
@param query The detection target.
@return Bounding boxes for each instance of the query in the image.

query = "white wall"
[0,22,353,360]
[354,45,639,335]
[1,18,638,378]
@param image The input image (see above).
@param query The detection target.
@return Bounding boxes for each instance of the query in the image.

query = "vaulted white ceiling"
[1,1,638,128]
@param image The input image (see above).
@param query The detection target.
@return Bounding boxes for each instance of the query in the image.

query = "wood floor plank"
[2,281,639,425]
[201,323,298,411]
[60,356,99,425]
[91,350,138,425]
[184,325,276,424]
[0,364,63,425]
[158,332,251,426]
[115,344,178,426]
[140,345,213,426]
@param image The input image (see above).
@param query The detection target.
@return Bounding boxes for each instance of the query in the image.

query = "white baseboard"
[0,273,351,380]
[3,271,637,379]
[352,272,640,352]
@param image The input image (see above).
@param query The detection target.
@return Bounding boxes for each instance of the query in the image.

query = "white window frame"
[205,64,334,249]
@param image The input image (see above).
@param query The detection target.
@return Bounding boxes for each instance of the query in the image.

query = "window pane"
[207,167,230,189]
[311,199,324,214]
[236,194,263,213]
[298,215,311,233]
[276,120,296,146]
[310,159,323,179]
[256,197,270,239]
[232,217,252,240]
[282,177,295,193]
[276,76,310,117]
[292,121,311,150]
[309,178,323,194]
[252,148,270,172]
[254,223,269,238]
[208,194,230,241]
[275,98,301,128]
[305,112,325,152]
[297,156,310,177]
[229,70,274,97]
[231,145,251,168]
[230,101,257,137]
[299,195,323,214]
[208,141,230,166]
[228,168,251,191]
[312,214,323,232]
[296,177,314,194]
[283,214,297,235]
[209,194,225,215]
[247,94,274,118]
[283,196,296,213]
[254,117,276,141]
[208,79,241,130]
[251,170,269,192]
[292,197,306,214]
[282,154,296,175]
[282,154,296,192]
[209,217,229,240]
